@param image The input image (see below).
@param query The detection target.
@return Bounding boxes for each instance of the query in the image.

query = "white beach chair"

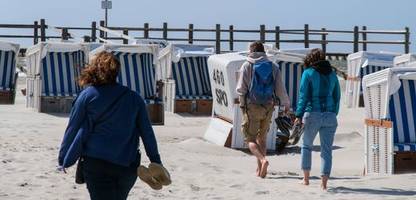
[0,41,20,104]
[26,42,88,113]
[345,51,399,108]
[362,67,416,174]
[158,44,214,115]
[90,43,164,125]
[394,53,416,67]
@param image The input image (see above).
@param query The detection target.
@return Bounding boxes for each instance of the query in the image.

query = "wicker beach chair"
[0,41,19,104]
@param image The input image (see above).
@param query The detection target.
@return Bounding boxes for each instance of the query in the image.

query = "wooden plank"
[362,26,367,51]
[40,19,46,42]
[353,26,359,52]
[229,25,234,51]
[275,26,280,49]
[33,21,38,44]
[215,24,221,54]
[188,24,194,44]
[91,21,97,42]
[304,24,309,48]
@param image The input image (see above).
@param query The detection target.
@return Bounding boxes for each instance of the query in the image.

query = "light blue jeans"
[301,112,338,177]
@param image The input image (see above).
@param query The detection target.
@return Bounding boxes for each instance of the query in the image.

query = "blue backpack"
[248,60,275,105]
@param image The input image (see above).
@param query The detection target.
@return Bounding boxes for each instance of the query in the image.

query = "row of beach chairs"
[1,35,416,174]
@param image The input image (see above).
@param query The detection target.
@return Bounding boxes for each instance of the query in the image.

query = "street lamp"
[101,0,112,27]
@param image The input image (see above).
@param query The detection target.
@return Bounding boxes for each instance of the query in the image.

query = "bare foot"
[256,160,261,177]
[300,178,309,186]
[321,176,328,190]
[259,160,269,178]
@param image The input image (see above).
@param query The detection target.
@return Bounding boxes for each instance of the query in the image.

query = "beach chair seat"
[0,41,19,104]
[394,143,416,152]
[171,56,212,115]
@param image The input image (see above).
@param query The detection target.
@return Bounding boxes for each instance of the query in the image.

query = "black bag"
[75,89,129,184]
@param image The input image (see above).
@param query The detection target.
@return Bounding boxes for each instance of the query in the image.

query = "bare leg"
[256,135,269,178]
[301,170,310,185]
[321,175,329,190]
[248,141,268,178]
[256,159,261,177]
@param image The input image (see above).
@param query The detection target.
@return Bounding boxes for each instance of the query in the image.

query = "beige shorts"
[241,104,274,142]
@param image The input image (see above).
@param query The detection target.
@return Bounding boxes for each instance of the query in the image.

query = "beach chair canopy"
[0,40,20,91]
[90,44,160,102]
[159,44,215,100]
[269,50,308,110]
[363,67,416,152]
[26,42,89,97]
[347,51,399,79]
[394,53,416,67]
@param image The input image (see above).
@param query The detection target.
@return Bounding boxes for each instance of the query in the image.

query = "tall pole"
[105,0,108,27]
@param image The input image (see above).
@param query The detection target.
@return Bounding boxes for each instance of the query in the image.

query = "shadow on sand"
[45,112,70,118]
[266,175,360,181]
[278,145,343,155]
[328,187,416,196]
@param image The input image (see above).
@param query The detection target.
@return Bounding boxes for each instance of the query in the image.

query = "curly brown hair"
[303,48,326,67]
[79,52,120,87]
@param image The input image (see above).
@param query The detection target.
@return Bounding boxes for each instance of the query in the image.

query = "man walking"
[236,41,290,178]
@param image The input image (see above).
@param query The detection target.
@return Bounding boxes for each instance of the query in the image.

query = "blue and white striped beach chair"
[158,44,215,114]
[362,67,416,174]
[269,50,308,111]
[26,42,88,113]
[0,41,19,104]
[90,44,164,124]
[345,51,399,108]
[394,53,416,67]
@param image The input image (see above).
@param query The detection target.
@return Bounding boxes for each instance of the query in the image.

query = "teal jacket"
[295,61,341,118]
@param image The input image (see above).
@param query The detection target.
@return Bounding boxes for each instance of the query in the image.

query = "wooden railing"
[0,19,411,54]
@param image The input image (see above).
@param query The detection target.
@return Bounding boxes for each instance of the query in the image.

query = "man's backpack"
[248,60,275,105]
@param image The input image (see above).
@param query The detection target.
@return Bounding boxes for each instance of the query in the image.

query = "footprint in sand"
[255,190,270,195]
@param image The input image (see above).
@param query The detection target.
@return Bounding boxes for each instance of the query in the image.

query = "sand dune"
[1,80,416,200]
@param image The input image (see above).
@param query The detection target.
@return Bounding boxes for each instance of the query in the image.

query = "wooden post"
[353,26,359,52]
[91,21,97,42]
[144,23,149,39]
[275,26,280,49]
[40,19,46,42]
[33,21,39,45]
[188,24,194,44]
[99,20,105,42]
[84,36,91,42]
[304,24,309,48]
[321,28,327,53]
[163,22,168,40]
[405,27,410,54]
[62,28,69,40]
[260,24,266,43]
[123,29,128,44]
[362,26,367,51]
[215,24,221,54]
[229,25,234,52]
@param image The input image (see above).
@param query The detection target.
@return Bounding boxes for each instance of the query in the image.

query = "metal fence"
[0,19,411,54]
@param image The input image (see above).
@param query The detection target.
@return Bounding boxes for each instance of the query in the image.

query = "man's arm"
[236,62,251,108]
[274,65,290,109]
[136,96,162,164]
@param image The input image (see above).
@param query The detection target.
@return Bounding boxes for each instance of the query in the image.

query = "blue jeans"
[301,112,338,177]
[83,157,138,200]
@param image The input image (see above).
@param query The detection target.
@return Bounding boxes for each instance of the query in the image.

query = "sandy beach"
[1,79,416,200]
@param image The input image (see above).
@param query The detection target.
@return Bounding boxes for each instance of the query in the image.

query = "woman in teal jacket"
[295,48,341,190]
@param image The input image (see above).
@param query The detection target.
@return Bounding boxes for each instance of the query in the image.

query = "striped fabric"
[0,50,16,91]
[112,52,156,100]
[41,51,85,97]
[388,79,416,152]
[172,57,212,100]
[360,65,389,78]
[276,61,304,110]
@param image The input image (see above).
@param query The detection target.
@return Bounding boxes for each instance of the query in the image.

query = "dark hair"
[79,52,120,86]
[303,48,326,67]
[249,41,265,53]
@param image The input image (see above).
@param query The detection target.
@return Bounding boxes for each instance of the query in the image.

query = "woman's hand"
[294,117,303,125]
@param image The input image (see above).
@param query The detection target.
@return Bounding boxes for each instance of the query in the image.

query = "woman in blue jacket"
[295,48,341,190]
[58,52,162,199]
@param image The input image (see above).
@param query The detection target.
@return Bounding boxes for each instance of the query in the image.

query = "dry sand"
[1,79,416,200]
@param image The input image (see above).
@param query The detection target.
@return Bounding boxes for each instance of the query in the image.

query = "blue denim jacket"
[58,84,161,168]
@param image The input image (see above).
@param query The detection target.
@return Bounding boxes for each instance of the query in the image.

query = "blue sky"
[0,0,415,52]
